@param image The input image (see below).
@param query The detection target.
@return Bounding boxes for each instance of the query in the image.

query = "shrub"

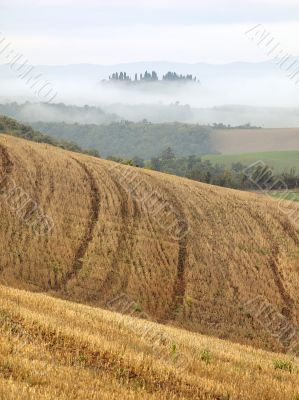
[201,349,213,364]
[273,360,292,372]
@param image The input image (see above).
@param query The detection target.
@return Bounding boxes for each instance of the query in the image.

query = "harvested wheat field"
[210,128,299,154]
[0,133,299,358]
[0,285,299,400]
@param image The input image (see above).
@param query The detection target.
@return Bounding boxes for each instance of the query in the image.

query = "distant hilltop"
[103,70,200,83]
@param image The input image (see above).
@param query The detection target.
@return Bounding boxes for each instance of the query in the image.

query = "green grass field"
[269,191,299,202]
[202,151,299,173]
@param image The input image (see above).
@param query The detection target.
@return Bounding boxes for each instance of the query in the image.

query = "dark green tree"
[160,147,175,161]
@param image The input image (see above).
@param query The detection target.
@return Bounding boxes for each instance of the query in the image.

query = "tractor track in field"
[0,143,14,176]
[100,166,174,309]
[99,167,141,298]
[268,212,297,322]
[269,256,295,320]
[147,178,188,322]
[45,172,55,209]
[0,143,13,275]
[118,168,189,321]
[209,196,296,330]
[166,199,188,320]
[250,208,295,323]
[61,158,101,291]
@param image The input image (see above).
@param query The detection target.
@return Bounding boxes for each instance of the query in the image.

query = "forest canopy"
[31,120,213,159]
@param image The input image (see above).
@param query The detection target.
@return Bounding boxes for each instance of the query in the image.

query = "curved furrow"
[134,172,175,272]
[45,171,55,209]
[116,166,173,264]
[127,170,190,319]
[0,143,13,176]
[61,158,101,291]
[22,146,43,203]
[248,206,296,323]
[0,143,14,276]
[191,187,252,297]
[264,208,297,321]
[98,165,140,298]
[192,187,296,324]
[150,180,189,322]
[142,191,175,268]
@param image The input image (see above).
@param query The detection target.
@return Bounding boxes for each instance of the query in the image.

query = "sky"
[1,0,299,65]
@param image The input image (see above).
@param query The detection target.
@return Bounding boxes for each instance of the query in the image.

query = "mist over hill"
[0,102,119,125]
[2,101,299,128]
[1,60,299,109]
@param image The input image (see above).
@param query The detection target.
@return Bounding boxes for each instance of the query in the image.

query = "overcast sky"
[1,0,299,65]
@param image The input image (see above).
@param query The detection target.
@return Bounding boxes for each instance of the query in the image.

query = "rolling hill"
[1,132,299,358]
[1,284,299,400]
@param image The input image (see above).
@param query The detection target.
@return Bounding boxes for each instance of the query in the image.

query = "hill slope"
[0,134,299,355]
[1,285,299,400]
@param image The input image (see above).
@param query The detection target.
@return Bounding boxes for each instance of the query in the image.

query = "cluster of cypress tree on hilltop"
[107,71,199,82]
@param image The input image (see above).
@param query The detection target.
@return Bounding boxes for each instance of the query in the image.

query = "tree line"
[108,71,198,82]
[108,147,299,191]
[0,116,100,158]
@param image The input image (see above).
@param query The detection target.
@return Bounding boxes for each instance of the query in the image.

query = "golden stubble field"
[0,285,299,400]
[0,133,299,357]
